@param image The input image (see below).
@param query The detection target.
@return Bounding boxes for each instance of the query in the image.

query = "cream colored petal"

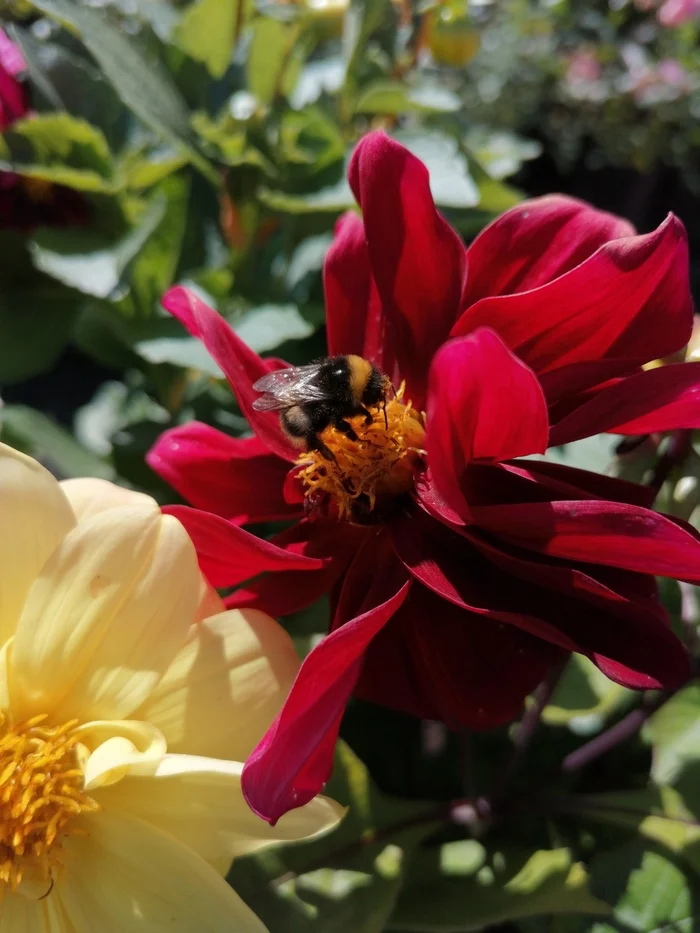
[0,889,70,933]
[9,506,199,723]
[60,477,156,522]
[74,720,167,790]
[0,443,75,646]
[195,576,225,621]
[98,754,344,863]
[58,810,268,933]
[134,609,299,762]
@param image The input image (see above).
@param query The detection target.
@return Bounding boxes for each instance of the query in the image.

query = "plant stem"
[491,657,567,800]
[561,691,670,774]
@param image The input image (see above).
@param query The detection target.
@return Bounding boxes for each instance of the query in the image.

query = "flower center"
[0,713,99,891]
[296,383,426,521]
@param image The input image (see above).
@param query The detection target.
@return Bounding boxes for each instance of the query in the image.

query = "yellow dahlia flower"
[0,444,342,931]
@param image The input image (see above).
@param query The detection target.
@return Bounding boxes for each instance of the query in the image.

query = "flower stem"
[491,657,567,800]
[560,691,670,774]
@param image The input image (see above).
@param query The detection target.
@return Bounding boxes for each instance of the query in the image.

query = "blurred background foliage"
[3,0,700,930]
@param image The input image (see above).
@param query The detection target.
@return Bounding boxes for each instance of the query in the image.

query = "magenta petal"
[348,131,467,406]
[453,214,692,373]
[164,507,326,589]
[225,521,369,617]
[462,195,634,305]
[147,422,298,523]
[550,362,700,445]
[426,329,548,518]
[473,499,700,581]
[324,212,371,358]
[357,583,562,730]
[242,538,410,823]
[162,287,295,460]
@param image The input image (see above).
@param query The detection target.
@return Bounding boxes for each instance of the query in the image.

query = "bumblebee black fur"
[253,355,389,460]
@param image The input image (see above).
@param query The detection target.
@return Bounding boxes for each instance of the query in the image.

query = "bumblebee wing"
[252,364,329,411]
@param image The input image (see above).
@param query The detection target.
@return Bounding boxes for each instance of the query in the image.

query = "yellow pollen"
[296,383,426,520]
[0,713,99,892]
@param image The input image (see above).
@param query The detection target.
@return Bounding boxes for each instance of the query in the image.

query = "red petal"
[550,362,700,445]
[462,195,634,305]
[164,507,325,589]
[539,358,641,408]
[426,329,548,518]
[242,533,410,823]
[147,422,298,523]
[324,212,371,358]
[467,526,690,690]
[357,583,562,730]
[453,214,692,373]
[162,287,295,460]
[472,499,700,581]
[348,131,467,406]
[502,459,656,509]
[225,521,368,616]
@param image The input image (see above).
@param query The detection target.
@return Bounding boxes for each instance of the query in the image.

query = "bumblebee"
[253,355,391,459]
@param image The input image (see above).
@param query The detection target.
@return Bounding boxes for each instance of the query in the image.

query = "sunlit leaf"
[174,0,243,79]
[543,655,633,735]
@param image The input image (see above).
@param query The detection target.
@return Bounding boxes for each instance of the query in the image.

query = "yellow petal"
[57,810,269,933]
[195,577,225,621]
[75,720,167,790]
[60,477,156,522]
[0,443,75,646]
[98,753,344,864]
[135,609,300,762]
[9,506,200,723]
[0,889,70,932]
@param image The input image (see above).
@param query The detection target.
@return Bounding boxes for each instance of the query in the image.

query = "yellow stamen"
[0,712,99,891]
[296,383,426,520]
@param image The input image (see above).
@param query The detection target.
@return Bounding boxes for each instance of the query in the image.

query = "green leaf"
[586,841,700,933]
[464,128,542,181]
[29,195,167,299]
[354,80,461,115]
[174,0,243,79]
[0,113,115,192]
[135,335,223,377]
[391,130,479,209]
[644,685,700,786]
[543,654,633,734]
[0,286,78,384]
[247,17,299,106]
[0,405,113,479]
[120,147,189,190]
[389,846,610,931]
[228,743,438,933]
[27,0,217,184]
[533,434,619,475]
[234,304,314,353]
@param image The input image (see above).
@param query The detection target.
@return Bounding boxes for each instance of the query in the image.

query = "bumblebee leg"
[306,432,336,462]
[334,417,359,442]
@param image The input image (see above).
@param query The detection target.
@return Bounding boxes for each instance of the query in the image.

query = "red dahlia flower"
[0,30,89,231]
[148,130,700,825]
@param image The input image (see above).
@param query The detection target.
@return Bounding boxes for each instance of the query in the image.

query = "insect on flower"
[252,355,392,461]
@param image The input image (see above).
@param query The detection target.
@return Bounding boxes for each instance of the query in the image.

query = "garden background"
[2,0,700,929]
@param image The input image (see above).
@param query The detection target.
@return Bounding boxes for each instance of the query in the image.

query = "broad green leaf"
[247,17,299,106]
[0,113,115,192]
[343,0,396,98]
[259,180,353,213]
[29,195,167,299]
[644,685,700,786]
[587,841,700,933]
[389,845,609,931]
[27,0,217,184]
[354,80,461,115]
[235,304,314,353]
[174,0,242,79]
[135,335,223,377]
[120,148,189,190]
[464,128,542,181]
[0,286,78,384]
[227,742,438,933]
[543,654,633,734]
[392,130,479,209]
[0,405,113,479]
